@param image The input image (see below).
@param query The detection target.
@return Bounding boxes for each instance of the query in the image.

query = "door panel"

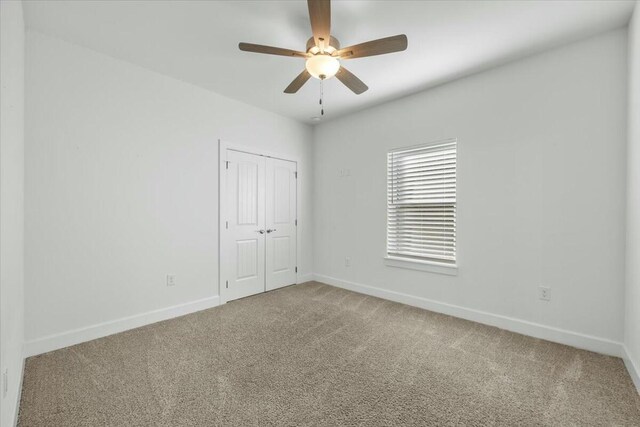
[265,158,297,291]
[272,236,291,272]
[273,166,291,224]
[236,239,258,279]
[237,161,259,225]
[226,150,265,300]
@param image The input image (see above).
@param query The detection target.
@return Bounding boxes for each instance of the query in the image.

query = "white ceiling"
[23,0,635,124]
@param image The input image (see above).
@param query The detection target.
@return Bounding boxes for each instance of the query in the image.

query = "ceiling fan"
[238,0,408,95]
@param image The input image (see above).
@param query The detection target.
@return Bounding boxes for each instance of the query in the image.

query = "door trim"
[218,139,300,304]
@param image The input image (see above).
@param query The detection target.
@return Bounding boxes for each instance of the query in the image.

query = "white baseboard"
[313,274,623,358]
[623,346,640,394]
[24,296,220,357]
[297,273,314,284]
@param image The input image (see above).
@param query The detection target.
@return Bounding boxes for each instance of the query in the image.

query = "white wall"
[0,1,25,425]
[313,29,628,353]
[24,31,313,354]
[625,1,640,391]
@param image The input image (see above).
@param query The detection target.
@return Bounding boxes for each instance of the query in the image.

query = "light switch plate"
[167,275,176,287]
[539,286,551,301]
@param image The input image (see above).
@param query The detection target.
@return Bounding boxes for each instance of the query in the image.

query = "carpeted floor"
[18,281,640,426]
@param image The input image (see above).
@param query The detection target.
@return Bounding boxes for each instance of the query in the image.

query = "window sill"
[383,256,458,276]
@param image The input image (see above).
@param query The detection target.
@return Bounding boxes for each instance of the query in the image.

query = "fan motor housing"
[306,36,340,54]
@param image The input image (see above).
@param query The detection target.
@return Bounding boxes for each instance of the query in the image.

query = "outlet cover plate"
[539,286,551,301]
[3,368,8,397]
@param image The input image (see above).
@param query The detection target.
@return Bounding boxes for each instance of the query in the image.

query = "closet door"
[225,150,266,300]
[265,158,297,291]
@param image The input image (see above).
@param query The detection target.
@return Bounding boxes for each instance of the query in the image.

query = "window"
[386,139,457,269]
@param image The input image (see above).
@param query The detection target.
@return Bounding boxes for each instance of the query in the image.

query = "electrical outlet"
[345,257,351,267]
[3,368,8,398]
[338,169,351,177]
[166,275,176,287]
[539,286,551,301]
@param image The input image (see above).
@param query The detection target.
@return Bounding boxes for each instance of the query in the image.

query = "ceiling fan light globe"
[305,54,340,80]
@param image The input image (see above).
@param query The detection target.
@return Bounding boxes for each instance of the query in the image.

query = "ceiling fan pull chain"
[320,78,325,116]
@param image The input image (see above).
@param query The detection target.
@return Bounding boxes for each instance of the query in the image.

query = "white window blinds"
[387,139,457,264]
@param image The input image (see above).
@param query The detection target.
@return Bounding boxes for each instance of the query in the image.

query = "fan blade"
[335,66,368,94]
[307,0,331,51]
[335,35,408,59]
[284,70,312,94]
[239,42,307,58]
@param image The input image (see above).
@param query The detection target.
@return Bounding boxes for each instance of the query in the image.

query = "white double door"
[223,149,297,301]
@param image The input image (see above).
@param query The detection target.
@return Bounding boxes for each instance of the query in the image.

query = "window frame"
[384,138,458,276]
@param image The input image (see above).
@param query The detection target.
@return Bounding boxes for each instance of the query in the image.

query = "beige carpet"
[18,282,640,426]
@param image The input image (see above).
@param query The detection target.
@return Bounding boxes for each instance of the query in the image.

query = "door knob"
[266,229,276,233]
[257,229,266,234]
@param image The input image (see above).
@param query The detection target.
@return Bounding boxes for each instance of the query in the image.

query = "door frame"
[218,139,300,304]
